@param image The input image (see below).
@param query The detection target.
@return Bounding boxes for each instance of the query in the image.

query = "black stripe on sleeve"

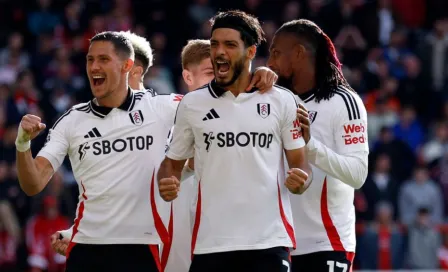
[333,92,353,121]
[336,86,361,120]
[336,88,357,119]
[338,86,360,120]
[52,109,73,129]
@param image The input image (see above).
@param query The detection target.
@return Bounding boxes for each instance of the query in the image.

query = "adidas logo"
[202,109,220,121]
[84,127,102,138]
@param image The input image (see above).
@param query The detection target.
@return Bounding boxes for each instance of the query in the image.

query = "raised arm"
[16,115,54,195]
[16,112,71,196]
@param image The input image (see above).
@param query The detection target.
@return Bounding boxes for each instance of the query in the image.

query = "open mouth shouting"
[216,59,230,76]
[92,75,106,86]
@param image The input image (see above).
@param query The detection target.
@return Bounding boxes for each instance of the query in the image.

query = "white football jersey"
[290,85,369,255]
[167,81,305,255]
[38,89,183,245]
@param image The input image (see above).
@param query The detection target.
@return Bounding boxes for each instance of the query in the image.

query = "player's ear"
[131,66,143,79]
[122,59,134,73]
[182,69,193,87]
[246,45,256,60]
[294,44,307,61]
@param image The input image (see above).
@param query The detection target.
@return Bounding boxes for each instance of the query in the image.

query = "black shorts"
[291,251,355,272]
[189,247,290,272]
[65,243,161,272]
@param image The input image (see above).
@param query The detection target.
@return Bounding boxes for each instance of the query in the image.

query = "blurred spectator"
[188,0,214,27]
[365,77,401,114]
[358,202,405,269]
[28,0,61,36]
[406,207,441,269]
[367,97,399,144]
[421,121,448,166]
[371,126,416,181]
[438,232,448,269]
[0,201,20,272]
[0,32,30,70]
[399,166,443,225]
[382,28,413,80]
[393,105,424,152]
[362,154,400,221]
[25,196,69,272]
[417,17,448,118]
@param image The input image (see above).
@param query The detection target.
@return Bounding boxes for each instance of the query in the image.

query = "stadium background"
[0,0,447,271]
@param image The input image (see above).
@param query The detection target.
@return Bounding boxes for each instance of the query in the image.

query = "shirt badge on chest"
[129,110,144,126]
[257,103,270,119]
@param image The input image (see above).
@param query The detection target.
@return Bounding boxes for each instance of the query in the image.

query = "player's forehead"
[87,41,118,58]
[270,33,291,51]
[211,28,242,44]
[198,58,213,70]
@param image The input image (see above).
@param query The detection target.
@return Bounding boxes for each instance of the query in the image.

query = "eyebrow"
[86,54,110,58]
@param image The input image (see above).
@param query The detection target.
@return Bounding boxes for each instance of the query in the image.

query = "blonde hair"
[119,31,153,75]
[181,39,210,70]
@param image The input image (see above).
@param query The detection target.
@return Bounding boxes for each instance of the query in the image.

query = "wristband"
[15,125,31,152]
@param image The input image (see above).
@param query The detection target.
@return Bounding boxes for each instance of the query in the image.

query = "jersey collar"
[297,88,316,103]
[89,88,136,118]
[207,80,258,98]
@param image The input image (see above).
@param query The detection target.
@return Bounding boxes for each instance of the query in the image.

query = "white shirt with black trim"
[38,89,182,245]
[289,85,369,255]
[166,81,305,254]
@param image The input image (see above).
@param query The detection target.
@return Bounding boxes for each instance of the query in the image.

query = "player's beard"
[276,74,294,91]
[216,57,244,88]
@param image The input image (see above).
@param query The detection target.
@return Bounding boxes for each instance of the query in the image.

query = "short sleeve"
[37,110,71,172]
[281,92,306,150]
[155,93,184,127]
[166,98,194,160]
[333,93,369,154]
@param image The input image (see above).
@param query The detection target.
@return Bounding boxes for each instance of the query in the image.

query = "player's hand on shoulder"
[285,168,309,194]
[50,232,69,256]
[159,176,180,201]
[246,66,278,94]
[19,114,47,141]
[296,103,310,144]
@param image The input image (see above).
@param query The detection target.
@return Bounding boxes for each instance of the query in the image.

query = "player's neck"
[227,69,251,97]
[292,65,315,95]
[97,85,128,108]
[128,80,144,91]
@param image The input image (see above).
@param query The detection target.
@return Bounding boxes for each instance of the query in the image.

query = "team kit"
[15,10,368,272]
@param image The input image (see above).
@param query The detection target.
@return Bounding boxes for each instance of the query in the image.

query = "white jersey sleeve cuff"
[284,136,306,150]
[36,152,61,173]
[166,151,192,161]
[58,228,73,239]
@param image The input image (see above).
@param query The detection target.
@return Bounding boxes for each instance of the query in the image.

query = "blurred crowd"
[0,0,447,271]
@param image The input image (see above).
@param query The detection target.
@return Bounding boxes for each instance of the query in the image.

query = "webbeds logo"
[342,123,366,145]
[290,120,303,140]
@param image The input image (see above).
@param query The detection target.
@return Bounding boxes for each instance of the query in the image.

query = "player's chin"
[215,72,233,86]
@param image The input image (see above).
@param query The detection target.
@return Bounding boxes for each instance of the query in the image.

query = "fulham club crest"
[257,103,270,118]
[308,111,318,124]
[129,110,144,126]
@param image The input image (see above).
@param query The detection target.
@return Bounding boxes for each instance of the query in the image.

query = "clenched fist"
[285,168,309,194]
[159,176,180,201]
[16,114,46,152]
[50,232,69,256]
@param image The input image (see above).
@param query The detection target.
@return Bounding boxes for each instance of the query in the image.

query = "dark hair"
[276,19,354,102]
[210,10,266,47]
[90,31,134,60]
